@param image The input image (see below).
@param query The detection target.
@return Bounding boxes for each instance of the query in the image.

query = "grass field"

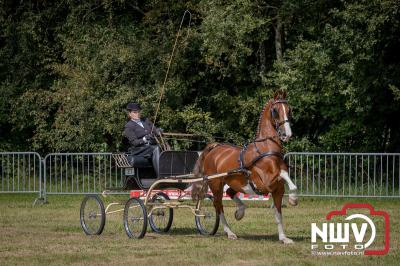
[0,194,399,265]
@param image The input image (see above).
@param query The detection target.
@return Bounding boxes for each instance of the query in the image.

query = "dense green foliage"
[1,0,399,153]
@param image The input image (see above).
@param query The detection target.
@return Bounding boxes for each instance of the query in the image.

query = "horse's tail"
[191,143,219,201]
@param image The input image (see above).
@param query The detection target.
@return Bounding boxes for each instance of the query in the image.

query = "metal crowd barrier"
[1,152,400,201]
[43,153,127,199]
[0,152,43,199]
[284,152,400,198]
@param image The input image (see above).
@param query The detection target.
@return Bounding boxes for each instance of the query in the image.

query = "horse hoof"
[234,207,246,221]
[228,233,238,240]
[281,238,294,244]
[288,193,298,206]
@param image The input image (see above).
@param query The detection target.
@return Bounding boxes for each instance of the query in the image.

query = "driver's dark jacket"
[123,118,155,148]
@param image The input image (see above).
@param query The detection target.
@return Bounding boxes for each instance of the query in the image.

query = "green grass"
[0,194,399,265]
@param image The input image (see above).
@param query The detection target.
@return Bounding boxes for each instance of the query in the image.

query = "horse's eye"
[272,108,278,118]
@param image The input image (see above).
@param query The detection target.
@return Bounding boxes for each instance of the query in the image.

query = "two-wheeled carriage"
[79,150,221,239]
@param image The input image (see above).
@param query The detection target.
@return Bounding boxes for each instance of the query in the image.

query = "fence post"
[33,152,47,205]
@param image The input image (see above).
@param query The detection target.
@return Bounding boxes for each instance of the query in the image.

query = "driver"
[123,102,161,172]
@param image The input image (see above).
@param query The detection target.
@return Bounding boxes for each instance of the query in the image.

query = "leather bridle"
[270,99,291,141]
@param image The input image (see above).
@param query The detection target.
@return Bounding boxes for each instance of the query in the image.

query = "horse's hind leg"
[226,187,246,221]
[271,181,294,244]
[209,180,237,239]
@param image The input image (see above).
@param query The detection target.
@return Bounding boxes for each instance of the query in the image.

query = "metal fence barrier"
[284,152,400,198]
[1,152,400,200]
[43,153,126,199]
[0,152,43,199]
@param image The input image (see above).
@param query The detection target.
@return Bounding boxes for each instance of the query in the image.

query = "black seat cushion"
[127,155,153,168]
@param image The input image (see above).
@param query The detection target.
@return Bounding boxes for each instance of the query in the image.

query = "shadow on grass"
[152,227,310,243]
[240,234,310,242]
[152,227,228,239]
[168,227,203,236]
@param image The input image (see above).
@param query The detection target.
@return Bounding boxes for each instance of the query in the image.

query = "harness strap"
[249,181,264,196]
[239,142,283,170]
[246,151,283,168]
[239,145,247,169]
[238,148,283,195]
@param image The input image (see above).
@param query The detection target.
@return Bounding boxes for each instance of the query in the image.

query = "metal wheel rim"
[196,195,219,235]
[80,195,105,235]
[149,193,173,232]
[124,198,147,239]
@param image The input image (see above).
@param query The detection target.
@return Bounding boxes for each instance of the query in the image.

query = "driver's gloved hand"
[144,134,157,145]
[142,135,150,145]
[157,128,164,135]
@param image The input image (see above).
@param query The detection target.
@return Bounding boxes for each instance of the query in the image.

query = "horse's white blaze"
[282,105,292,138]
[241,184,257,195]
[279,170,297,191]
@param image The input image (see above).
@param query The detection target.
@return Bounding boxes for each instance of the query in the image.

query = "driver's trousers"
[128,145,160,176]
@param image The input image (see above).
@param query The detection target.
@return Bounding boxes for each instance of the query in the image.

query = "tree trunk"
[274,17,283,61]
[259,41,266,74]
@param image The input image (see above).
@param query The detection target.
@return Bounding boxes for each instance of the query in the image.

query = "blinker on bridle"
[270,99,291,138]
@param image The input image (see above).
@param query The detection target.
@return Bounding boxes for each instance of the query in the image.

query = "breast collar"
[239,138,283,170]
[238,139,284,195]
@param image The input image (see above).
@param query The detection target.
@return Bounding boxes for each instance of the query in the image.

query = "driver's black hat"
[126,102,141,111]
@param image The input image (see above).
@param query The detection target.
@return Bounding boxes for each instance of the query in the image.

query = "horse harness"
[237,138,284,195]
[206,99,289,195]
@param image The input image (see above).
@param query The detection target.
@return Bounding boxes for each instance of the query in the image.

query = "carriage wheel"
[123,197,147,239]
[149,192,174,233]
[195,194,220,235]
[80,194,106,235]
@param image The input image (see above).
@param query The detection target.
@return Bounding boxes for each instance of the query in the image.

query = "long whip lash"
[151,10,192,134]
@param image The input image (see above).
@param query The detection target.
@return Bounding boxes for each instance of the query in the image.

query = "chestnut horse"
[192,91,298,243]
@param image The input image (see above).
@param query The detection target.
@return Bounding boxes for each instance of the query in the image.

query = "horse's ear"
[273,89,286,100]
[281,90,287,99]
[273,90,280,100]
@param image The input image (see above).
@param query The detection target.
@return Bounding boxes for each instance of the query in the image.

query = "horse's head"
[270,91,292,142]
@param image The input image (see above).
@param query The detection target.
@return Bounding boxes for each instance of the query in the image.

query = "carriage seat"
[127,155,153,168]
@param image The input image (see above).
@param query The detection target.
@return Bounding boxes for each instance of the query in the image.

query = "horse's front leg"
[279,169,298,206]
[272,182,294,244]
[226,187,246,221]
[209,180,237,239]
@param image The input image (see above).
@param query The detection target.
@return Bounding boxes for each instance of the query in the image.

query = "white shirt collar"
[132,119,144,128]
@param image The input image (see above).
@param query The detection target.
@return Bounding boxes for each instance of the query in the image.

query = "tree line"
[1,0,399,154]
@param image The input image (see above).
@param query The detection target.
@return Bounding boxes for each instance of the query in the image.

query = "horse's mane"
[255,100,272,138]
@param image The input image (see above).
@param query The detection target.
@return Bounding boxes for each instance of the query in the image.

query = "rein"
[253,135,282,148]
